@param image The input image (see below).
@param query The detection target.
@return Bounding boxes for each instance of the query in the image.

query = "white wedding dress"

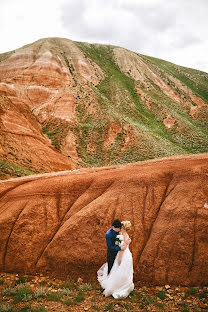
[97,234,134,299]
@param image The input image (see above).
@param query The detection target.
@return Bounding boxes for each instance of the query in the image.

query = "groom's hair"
[112,219,121,228]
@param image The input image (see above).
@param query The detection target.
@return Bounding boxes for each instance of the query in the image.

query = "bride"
[97,220,134,299]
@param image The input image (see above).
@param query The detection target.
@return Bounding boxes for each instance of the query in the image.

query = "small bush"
[0,280,4,285]
[74,290,85,303]
[59,288,73,296]
[143,295,155,306]
[181,294,188,300]
[16,276,27,285]
[91,296,97,302]
[188,287,197,295]
[39,281,47,286]
[92,305,100,311]
[64,299,74,306]
[60,280,78,290]
[103,302,114,311]
[79,283,93,291]
[18,305,31,312]
[129,290,141,303]
[90,282,101,290]
[199,291,207,299]
[13,285,33,303]
[47,283,54,288]
[155,290,167,300]
[0,305,13,312]
[129,290,136,296]
[34,288,48,298]
[32,308,48,312]
[46,291,63,301]
[123,303,133,311]
[1,286,16,296]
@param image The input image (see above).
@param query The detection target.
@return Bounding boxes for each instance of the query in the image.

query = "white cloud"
[0,0,66,51]
[0,0,208,73]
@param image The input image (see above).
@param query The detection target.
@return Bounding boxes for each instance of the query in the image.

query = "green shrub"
[129,290,141,303]
[60,280,78,290]
[0,280,4,285]
[46,291,63,301]
[92,305,100,311]
[79,283,93,291]
[39,281,47,286]
[18,305,31,312]
[199,291,207,299]
[0,305,13,312]
[13,285,33,303]
[34,288,48,298]
[59,288,73,296]
[74,290,85,303]
[16,276,27,284]
[1,286,17,296]
[155,290,167,300]
[32,308,48,312]
[47,283,54,288]
[64,299,74,306]
[123,303,133,310]
[91,296,97,302]
[143,295,155,306]
[103,302,114,311]
[188,287,197,295]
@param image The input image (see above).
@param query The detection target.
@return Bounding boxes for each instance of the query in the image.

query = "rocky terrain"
[0,154,207,286]
[0,272,207,312]
[0,37,208,179]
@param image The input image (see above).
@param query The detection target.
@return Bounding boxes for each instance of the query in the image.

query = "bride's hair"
[121,220,131,231]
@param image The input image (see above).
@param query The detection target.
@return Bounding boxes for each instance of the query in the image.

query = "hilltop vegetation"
[0,37,208,178]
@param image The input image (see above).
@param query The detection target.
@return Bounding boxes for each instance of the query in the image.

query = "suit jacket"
[105,227,121,252]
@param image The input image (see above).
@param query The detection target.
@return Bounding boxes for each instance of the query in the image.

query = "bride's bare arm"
[117,250,124,265]
[117,234,130,265]
[124,234,131,245]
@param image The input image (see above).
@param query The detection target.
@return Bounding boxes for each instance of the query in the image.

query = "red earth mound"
[0,154,208,285]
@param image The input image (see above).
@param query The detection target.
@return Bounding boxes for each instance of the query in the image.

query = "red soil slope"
[0,154,208,285]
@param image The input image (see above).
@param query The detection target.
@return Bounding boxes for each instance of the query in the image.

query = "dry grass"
[0,273,207,312]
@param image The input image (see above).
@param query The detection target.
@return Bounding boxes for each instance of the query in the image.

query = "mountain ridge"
[0,37,208,179]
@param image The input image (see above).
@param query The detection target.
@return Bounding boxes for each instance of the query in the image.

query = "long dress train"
[97,245,134,299]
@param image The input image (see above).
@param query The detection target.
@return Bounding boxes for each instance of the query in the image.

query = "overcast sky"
[1,0,208,73]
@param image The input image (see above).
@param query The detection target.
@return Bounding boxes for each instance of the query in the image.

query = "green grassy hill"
[0,38,208,176]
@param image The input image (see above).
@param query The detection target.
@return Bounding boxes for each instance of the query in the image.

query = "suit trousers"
[107,250,118,275]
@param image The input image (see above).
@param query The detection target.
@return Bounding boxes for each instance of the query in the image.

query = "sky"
[0,0,208,73]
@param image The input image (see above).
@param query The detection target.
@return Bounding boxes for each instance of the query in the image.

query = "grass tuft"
[0,305,13,312]
[103,302,114,311]
[15,276,27,285]
[34,288,48,299]
[32,307,48,312]
[188,287,197,295]
[199,291,207,299]
[92,305,100,311]
[74,290,85,303]
[18,305,31,312]
[155,289,167,300]
[13,285,33,303]
[1,286,17,296]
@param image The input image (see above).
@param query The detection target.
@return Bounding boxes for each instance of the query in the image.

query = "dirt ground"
[0,272,207,312]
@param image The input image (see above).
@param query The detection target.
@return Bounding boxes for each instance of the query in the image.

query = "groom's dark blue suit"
[106,227,121,275]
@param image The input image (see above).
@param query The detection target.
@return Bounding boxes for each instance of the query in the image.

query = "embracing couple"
[97,219,134,299]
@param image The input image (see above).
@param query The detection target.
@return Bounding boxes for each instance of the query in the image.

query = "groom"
[106,219,126,275]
